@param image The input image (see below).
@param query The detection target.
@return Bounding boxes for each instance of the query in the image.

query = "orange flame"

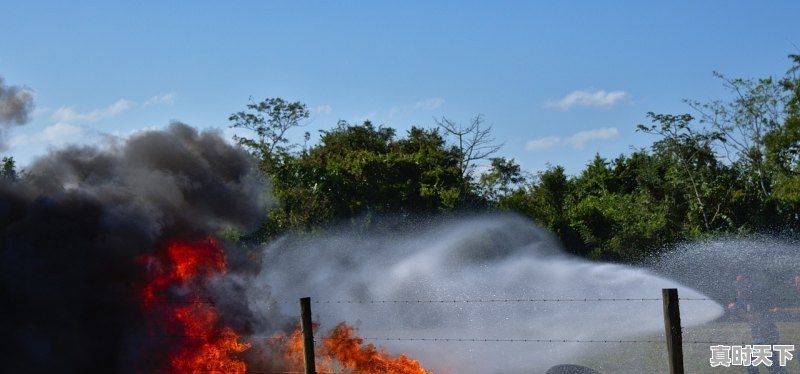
[322,323,433,374]
[275,323,334,372]
[278,322,433,374]
[140,237,250,374]
[140,237,432,373]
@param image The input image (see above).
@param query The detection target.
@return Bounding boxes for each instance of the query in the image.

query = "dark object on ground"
[546,364,603,374]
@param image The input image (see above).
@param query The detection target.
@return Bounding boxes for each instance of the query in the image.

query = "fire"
[322,323,433,374]
[140,237,250,374]
[277,323,333,371]
[278,322,433,374]
[139,236,431,373]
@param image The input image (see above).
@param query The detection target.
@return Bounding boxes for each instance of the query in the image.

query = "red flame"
[139,236,432,373]
[277,322,433,374]
[322,323,433,374]
[140,237,250,373]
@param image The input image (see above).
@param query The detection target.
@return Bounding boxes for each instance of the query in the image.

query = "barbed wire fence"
[285,290,707,374]
[150,291,800,374]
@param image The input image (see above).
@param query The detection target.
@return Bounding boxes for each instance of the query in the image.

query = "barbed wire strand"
[149,334,779,346]
[323,337,778,345]
[264,297,800,304]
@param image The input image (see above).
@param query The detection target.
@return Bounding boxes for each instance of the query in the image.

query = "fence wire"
[149,334,782,347]
[144,295,800,350]
[265,297,798,304]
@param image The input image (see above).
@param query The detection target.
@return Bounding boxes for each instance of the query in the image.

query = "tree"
[250,121,468,239]
[434,115,503,181]
[495,165,586,253]
[479,157,526,202]
[763,55,800,229]
[637,112,733,233]
[1,156,17,181]
[687,72,785,201]
[766,54,800,176]
[529,165,572,229]
[783,54,800,116]
[229,97,309,168]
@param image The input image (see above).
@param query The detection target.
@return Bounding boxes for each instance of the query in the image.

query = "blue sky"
[1,1,798,175]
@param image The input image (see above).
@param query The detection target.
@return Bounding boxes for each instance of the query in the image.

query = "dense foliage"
[224,56,800,261]
[232,117,481,239]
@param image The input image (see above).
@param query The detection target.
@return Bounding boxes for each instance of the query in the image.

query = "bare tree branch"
[434,114,504,179]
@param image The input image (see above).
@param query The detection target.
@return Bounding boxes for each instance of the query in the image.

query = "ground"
[578,321,800,373]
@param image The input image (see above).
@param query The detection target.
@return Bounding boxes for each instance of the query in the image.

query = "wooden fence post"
[662,288,684,374]
[300,297,316,374]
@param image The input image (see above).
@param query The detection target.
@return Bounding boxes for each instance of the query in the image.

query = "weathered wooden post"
[300,297,316,374]
[662,288,684,374]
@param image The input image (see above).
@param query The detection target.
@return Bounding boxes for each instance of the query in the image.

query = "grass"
[575,321,800,373]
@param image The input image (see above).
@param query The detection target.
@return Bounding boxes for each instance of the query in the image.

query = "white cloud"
[312,104,332,115]
[8,134,30,147]
[7,123,86,148]
[413,97,444,110]
[388,97,445,118]
[387,106,402,118]
[39,123,84,142]
[525,136,562,151]
[31,107,53,117]
[52,99,134,123]
[567,127,619,148]
[546,89,627,111]
[143,93,177,107]
[526,127,619,151]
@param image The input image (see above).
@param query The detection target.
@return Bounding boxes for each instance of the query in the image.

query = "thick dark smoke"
[0,77,34,125]
[0,123,266,374]
[0,76,34,150]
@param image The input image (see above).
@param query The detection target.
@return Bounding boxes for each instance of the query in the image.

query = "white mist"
[250,214,723,373]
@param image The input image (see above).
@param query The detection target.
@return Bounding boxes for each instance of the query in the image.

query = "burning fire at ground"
[277,323,434,374]
[140,236,432,374]
[140,237,250,374]
[322,323,433,374]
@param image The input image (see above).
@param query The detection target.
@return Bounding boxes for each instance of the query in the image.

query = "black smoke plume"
[0,123,266,374]
[0,76,35,150]
[0,77,33,125]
